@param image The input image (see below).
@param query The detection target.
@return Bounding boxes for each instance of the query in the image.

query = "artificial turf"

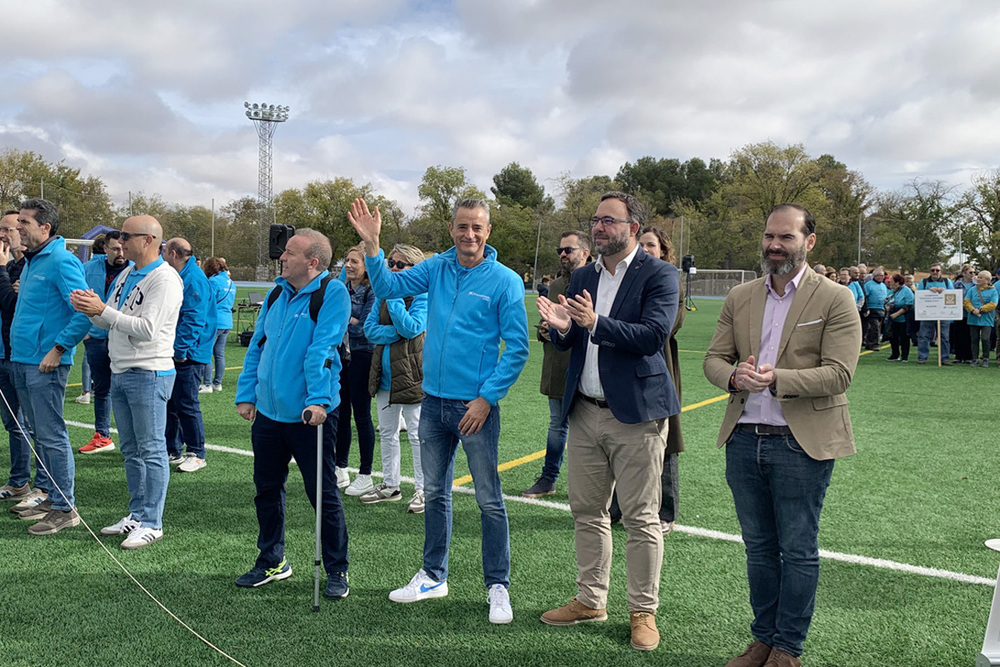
[2,294,998,666]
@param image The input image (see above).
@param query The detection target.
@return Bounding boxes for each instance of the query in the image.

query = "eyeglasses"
[120,232,151,242]
[589,216,630,227]
[556,246,580,255]
[386,260,412,269]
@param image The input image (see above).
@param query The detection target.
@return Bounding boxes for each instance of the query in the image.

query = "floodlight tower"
[244,101,290,272]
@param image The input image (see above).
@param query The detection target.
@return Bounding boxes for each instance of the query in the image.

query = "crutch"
[304,409,323,612]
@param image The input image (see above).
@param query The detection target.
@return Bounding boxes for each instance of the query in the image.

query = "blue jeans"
[251,411,349,575]
[84,337,113,437]
[725,427,835,657]
[540,397,569,482]
[81,354,91,393]
[0,359,45,490]
[917,320,951,361]
[202,329,229,386]
[11,363,74,510]
[165,361,207,459]
[419,394,509,588]
[111,370,174,529]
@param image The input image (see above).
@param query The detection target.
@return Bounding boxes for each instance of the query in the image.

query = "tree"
[810,154,875,268]
[407,166,486,253]
[722,141,827,221]
[491,162,551,211]
[866,179,950,271]
[615,156,718,217]
[953,170,1000,271]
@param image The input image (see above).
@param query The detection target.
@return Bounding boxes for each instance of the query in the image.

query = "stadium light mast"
[244,101,290,275]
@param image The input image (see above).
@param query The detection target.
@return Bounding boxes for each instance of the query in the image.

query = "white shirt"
[578,244,640,399]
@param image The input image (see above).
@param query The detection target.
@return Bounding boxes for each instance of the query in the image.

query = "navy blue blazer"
[554,247,681,425]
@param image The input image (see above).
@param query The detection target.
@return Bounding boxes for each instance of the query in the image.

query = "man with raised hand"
[77,231,131,455]
[704,204,862,667]
[9,198,91,535]
[234,229,352,600]
[537,192,679,652]
[348,196,529,625]
[71,216,183,549]
[162,237,216,472]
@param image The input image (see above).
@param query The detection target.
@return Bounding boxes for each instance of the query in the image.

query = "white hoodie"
[89,261,184,373]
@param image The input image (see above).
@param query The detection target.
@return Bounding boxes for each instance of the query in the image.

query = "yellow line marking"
[681,394,729,411]
[858,343,890,357]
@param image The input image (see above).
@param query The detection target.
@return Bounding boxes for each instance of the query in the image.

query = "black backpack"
[256,274,350,363]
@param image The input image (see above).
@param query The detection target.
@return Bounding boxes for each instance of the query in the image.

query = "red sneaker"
[79,432,116,454]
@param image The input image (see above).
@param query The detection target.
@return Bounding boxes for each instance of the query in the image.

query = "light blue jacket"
[364,294,428,392]
[209,271,236,330]
[888,285,913,323]
[11,236,91,365]
[848,280,865,309]
[965,284,999,327]
[175,256,217,363]
[235,271,350,423]
[364,245,529,405]
[863,279,888,310]
[83,254,132,339]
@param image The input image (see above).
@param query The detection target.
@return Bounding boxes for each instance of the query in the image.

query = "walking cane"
[304,409,323,612]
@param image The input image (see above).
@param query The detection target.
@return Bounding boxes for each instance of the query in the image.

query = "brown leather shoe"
[629,611,659,651]
[540,598,608,626]
[725,640,773,667]
[763,648,801,667]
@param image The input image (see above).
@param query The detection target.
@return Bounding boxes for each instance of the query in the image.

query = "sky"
[1,0,998,216]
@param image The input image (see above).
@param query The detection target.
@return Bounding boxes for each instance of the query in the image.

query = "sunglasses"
[120,232,151,242]
[556,246,580,255]
[386,260,412,269]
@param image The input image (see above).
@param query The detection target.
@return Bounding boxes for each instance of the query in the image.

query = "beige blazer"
[703,268,863,460]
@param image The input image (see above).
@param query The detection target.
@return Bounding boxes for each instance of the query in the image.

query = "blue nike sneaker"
[235,559,292,588]
[389,569,449,603]
[324,571,350,599]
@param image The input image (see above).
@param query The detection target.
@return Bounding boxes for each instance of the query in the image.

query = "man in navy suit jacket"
[537,192,679,652]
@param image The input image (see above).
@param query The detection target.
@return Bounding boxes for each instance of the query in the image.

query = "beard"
[760,245,806,276]
[594,228,629,257]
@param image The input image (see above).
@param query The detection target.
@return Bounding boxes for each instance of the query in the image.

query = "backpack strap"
[256,286,282,348]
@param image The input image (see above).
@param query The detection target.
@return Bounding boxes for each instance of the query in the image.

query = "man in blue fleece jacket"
[348,197,529,625]
[9,198,91,535]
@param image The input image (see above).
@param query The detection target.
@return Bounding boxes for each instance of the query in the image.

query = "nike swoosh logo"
[419,582,444,593]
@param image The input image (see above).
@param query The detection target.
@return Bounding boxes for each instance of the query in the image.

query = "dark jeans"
[165,360,207,459]
[888,321,910,361]
[725,427,835,658]
[540,397,569,482]
[251,410,349,576]
[0,358,42,490]
[863,310,884,349]
[609,451,680,523]
[84,337,113,437]
[971,324,992,360]
[334,349,375,474]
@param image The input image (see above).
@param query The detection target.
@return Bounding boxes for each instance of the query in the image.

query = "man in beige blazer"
[704,204,862,667]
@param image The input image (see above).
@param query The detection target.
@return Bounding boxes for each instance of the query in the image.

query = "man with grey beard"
[704,204,862,667]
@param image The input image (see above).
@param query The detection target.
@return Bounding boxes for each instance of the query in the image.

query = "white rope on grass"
[4,389,249,667]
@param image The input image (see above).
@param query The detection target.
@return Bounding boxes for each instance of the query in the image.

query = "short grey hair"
[294,228,332,270]
[451,198,490,225]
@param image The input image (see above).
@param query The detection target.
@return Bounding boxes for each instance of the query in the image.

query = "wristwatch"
[54,344,67,354]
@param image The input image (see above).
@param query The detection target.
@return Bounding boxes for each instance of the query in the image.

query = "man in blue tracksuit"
[9,198,91,535]
[78,231,131,455]
[163,238,216,473]
[234,229,351,599]
[348,197,529,625]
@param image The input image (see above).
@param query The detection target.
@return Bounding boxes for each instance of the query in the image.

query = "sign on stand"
[914,289,964,366]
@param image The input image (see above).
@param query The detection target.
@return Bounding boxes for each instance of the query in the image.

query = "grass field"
[3,293,999,666]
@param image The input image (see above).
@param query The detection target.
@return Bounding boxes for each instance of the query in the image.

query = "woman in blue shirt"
[337,245,376,496]
[201,257,236,392]
[964,270,999,367]
[886,274,914,362]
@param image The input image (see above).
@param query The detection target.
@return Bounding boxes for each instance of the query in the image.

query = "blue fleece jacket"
[83,254,132,339]
[235,271,350,423]
[364,245,529,405]
[209,271,236,330]
[174,256,217,363]
[11,236,91,365]
[364,294,428,392]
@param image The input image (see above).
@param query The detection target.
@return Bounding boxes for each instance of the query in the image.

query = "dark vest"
[368,297,424,404]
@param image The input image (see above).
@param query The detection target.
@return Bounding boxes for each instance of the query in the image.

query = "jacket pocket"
[812,394,848,410]
[635,356,667,378]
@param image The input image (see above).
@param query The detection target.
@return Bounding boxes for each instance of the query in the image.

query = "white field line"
[65,420,997,588]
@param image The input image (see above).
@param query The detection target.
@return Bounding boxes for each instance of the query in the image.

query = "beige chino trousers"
[567,398,668,614]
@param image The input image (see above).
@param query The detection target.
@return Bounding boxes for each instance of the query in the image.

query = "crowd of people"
[816,260,1000,366]
[0,194,876,666]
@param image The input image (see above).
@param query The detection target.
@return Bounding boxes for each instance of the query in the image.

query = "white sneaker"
[169,454,186,466]
[198,385,213,394]
[488,583,513,624]
[335,467,350,489]
[389,569,448,603]
[121,525,163,550]
[101,514,141,535]
[75,392,91,405]
[344,473,373,497]
[212,384,223,392]
[178,456,207,473]
[407,490,425,514]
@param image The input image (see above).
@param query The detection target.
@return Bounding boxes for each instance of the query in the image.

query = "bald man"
[162,237,216,473]
[72,216,184,548]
